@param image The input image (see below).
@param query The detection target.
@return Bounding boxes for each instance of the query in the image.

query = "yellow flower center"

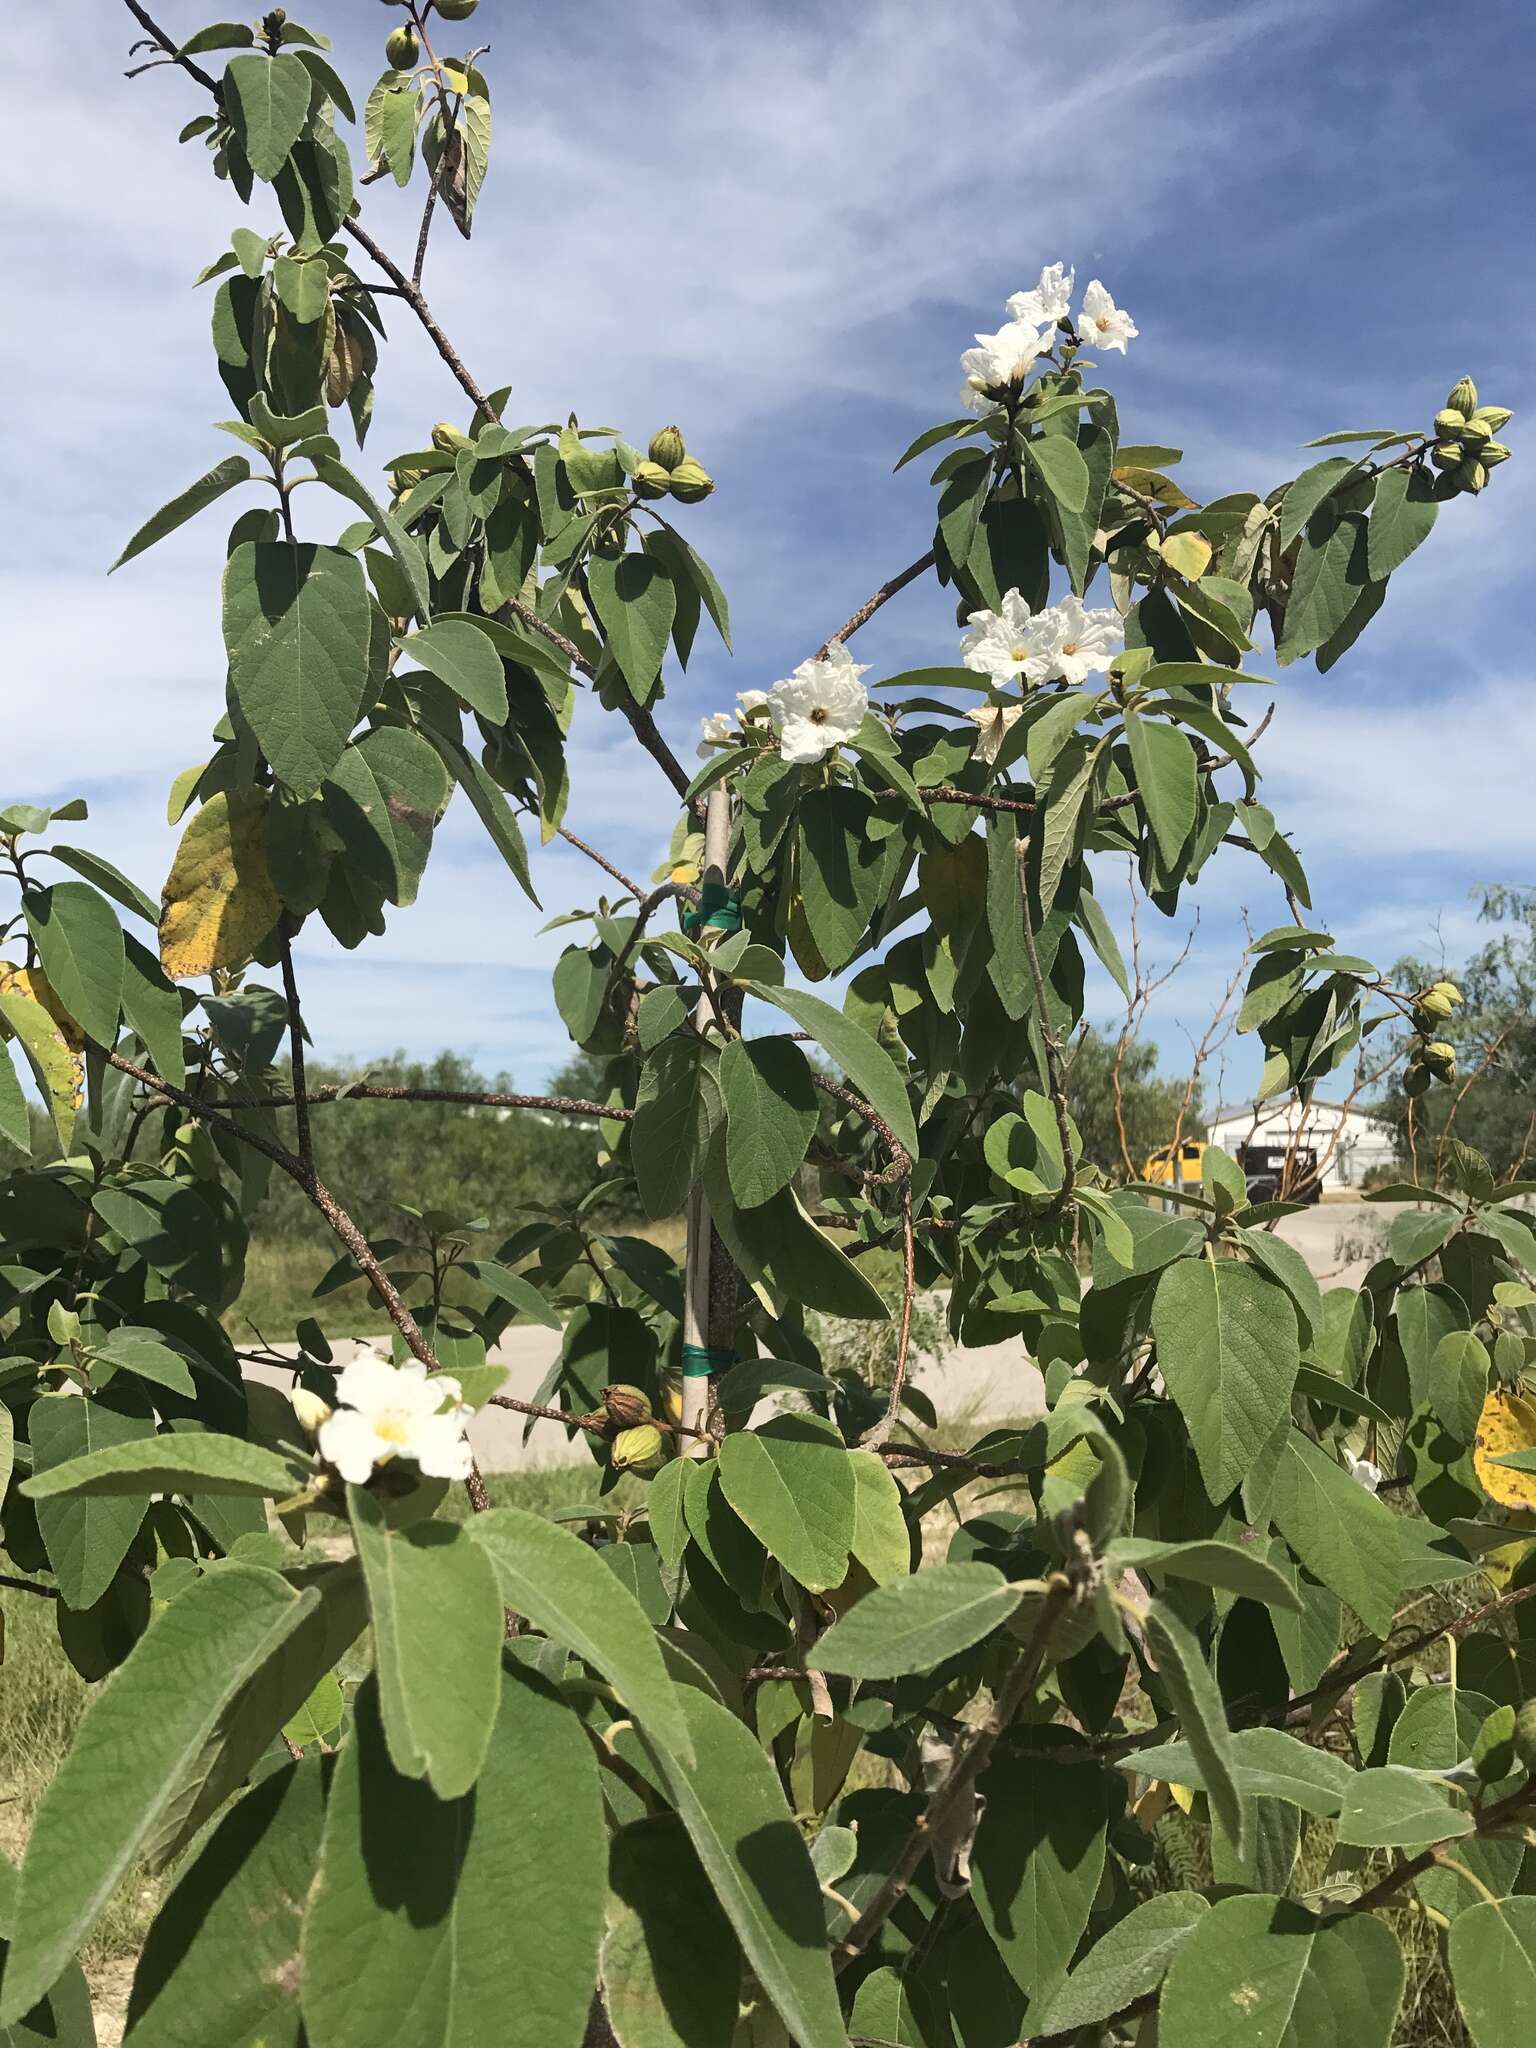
[1095,317,1110,332]
[1011,644,1029,662]
[1063,641,1077,656]
[373,1412,412,1447]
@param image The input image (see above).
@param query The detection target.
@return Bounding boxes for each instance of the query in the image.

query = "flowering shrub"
[0,7,1532,2048]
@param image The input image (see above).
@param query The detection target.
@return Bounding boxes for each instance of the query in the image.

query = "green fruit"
[648,425,686,470]
[603,1382,653,1428]
[1433,408,1466,438]
[431,419,472,452]
[1472,405,1513,432]
[1429,979,1463,1008]
[434,0,481,18]
[1483,441,1512,468]
[611,1423,665,1472]
[1445,377,1478,416]
[1423,1040,1458,1080]
[1431,441,1463,469]
[1456,459,1488,494]
[1416,987,1455,1021]
[667,456,714,504]
[385,24,419,66]
[632,460,672,499]
[1460,416,1493,449]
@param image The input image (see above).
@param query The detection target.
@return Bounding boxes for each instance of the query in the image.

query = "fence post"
[681,783,735,1457]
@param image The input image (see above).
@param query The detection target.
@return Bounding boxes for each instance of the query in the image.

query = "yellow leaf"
[1473,1390,1536,1511]
[1169,1782,1196,1814]
[0,964,84,1148]
[1161,532,1213,580]
[160,790,280,981]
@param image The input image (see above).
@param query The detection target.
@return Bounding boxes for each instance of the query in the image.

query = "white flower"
[959,588,1039,684]
[317,1353,473,1486]
[736,689,769,714]
[1078,279,1137,354]
[1007,261,1075,328]
[960,317,1054,412]
[767,643,870,765]
[1343,1450,1383,1494]
[696,710,734,758]
[290,1386,333,1437]
[1020,594,1123,686]
[965,702,1024,765]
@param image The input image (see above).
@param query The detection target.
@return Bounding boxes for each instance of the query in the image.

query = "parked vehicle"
[1142,1139,1206,1187]
[1239,1143,1321,1204]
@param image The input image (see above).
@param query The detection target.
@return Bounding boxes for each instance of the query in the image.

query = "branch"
[276,919,314,1174]
[121,1,217,91]
[1016,836,1076,1215]
[504,598,691,799]
[248,1083,632,1122]
[0,1573,59,1601]
[554,825,645,900]
[862,1179,916,1446]
[818,549,937,657]
[834,1572,1077,1972]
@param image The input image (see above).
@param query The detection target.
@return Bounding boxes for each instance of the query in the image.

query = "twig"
[249,1084,631,1122]
[818,549,938,656]
[554,825,645,900]
[1016,837,1075,1215]
[277,919,314,1174]
[863,1179,916,1446]
[0,1574,59,1601]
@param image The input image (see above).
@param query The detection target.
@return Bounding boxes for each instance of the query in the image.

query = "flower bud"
[1429,979,1464,1008]
[325,326,362,408]
[291,1387,333,1436]
[603,1382,654,1429]
[385,24,418,67]
[1416,986,1456,1021]
[611,1423,665,1472]
[1472,405,1513,432]
[648,426,686,470]
[1459,416,1493,449]
[431,420,473,453]
[1456,459,1488,494]
[1445,377,1478,417]
[667,457,714,504]
[1482,441,1512,468]
[1431,441,1463,469]
[632,459,672,499]
[1433,408,1466,438]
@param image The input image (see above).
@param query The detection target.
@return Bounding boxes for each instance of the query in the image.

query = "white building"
[1206,1097,1396,1191]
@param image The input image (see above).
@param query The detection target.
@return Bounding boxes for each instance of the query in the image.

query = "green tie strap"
[680,882,742,937]
[681,1343,736,1379]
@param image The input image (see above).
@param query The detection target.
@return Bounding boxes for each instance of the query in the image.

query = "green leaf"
[26,1398,153,1608]
[302,1667,606,2048]
[223,52,313,181]
[459,1258,560,1328]
[283,1670,344,1748]
[848,1450,912,1585]
[751,984,917,1161]
[1366,463,1438,581]
[717,1172,890,1321]
[1389,1205,1459,1267]
[602,1816,743,2048]
[1123,1728,1353,1816]
[1021,431,1089,513]
[586,551,676,699]
[91,1176,245,1308]
[0,1564,317,2027]
[313,455,431,624]
[322,725,450,907]
[125,1756,324,2048]
[92,1327,195,1399]
[717,1415,856,1594]
[645,525,732,652]
[466,1504,693,1764]
[396,620,509,722]
[808,1560,1019,1676]
[971,1753,1108,2010]
[0,1042,29,1155]
[1448,1898,1536,2048]
[112,456,252,572]
[634,1685,846,2048]
[1125,711,1198,867]
[42,845,158,926]
[0,1855,95,2047]
[1034,1893,1208,2035]
[1278,457,1356,550]
[1160,1894,1404,2048]
[1145,1599,1245,1855]
[1266,1429,1402,1636]
[632,1038,704,1220]
[1106,1537,1303,1611]
[720,1036,819,1207]
[1334,1764,1473,1849]
[349,1488,504,1800]
[24,1429,304,1502]
[1151,1258,1300,1505]
[432,733,539,907]
[24,884,124,1048]
[224,541,370,798]
[1429,1330,1490,1442]
[1276,505,1368,667]
[1235,1226,1323,1345]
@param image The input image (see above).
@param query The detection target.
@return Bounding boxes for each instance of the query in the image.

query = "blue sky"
[4,0,1533,1106]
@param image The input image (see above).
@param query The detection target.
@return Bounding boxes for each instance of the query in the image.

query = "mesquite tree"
[1,6,1533,2046]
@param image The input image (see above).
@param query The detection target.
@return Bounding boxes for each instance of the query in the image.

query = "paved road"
[251,1199,1409,1472]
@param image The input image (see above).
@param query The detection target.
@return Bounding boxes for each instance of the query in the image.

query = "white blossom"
[736,689,769,714]
[1006,261,1074,329]
[960,318,1053,413]
[959,588,1039,684]
[317,1353,473,1486]
[965,702,1024,765]
[1078,279,1138,354]
[1019,593,1123,686]
[1343,1450,1383,1494]
[767,643,870,765]
[696,710,734,757]
[290,1386,333,1437]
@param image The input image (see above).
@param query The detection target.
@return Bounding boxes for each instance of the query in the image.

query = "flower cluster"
[301,1351,476,1486]
[961,262,1137,413]
[960,588,1124,690]
[696,642,871,769]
